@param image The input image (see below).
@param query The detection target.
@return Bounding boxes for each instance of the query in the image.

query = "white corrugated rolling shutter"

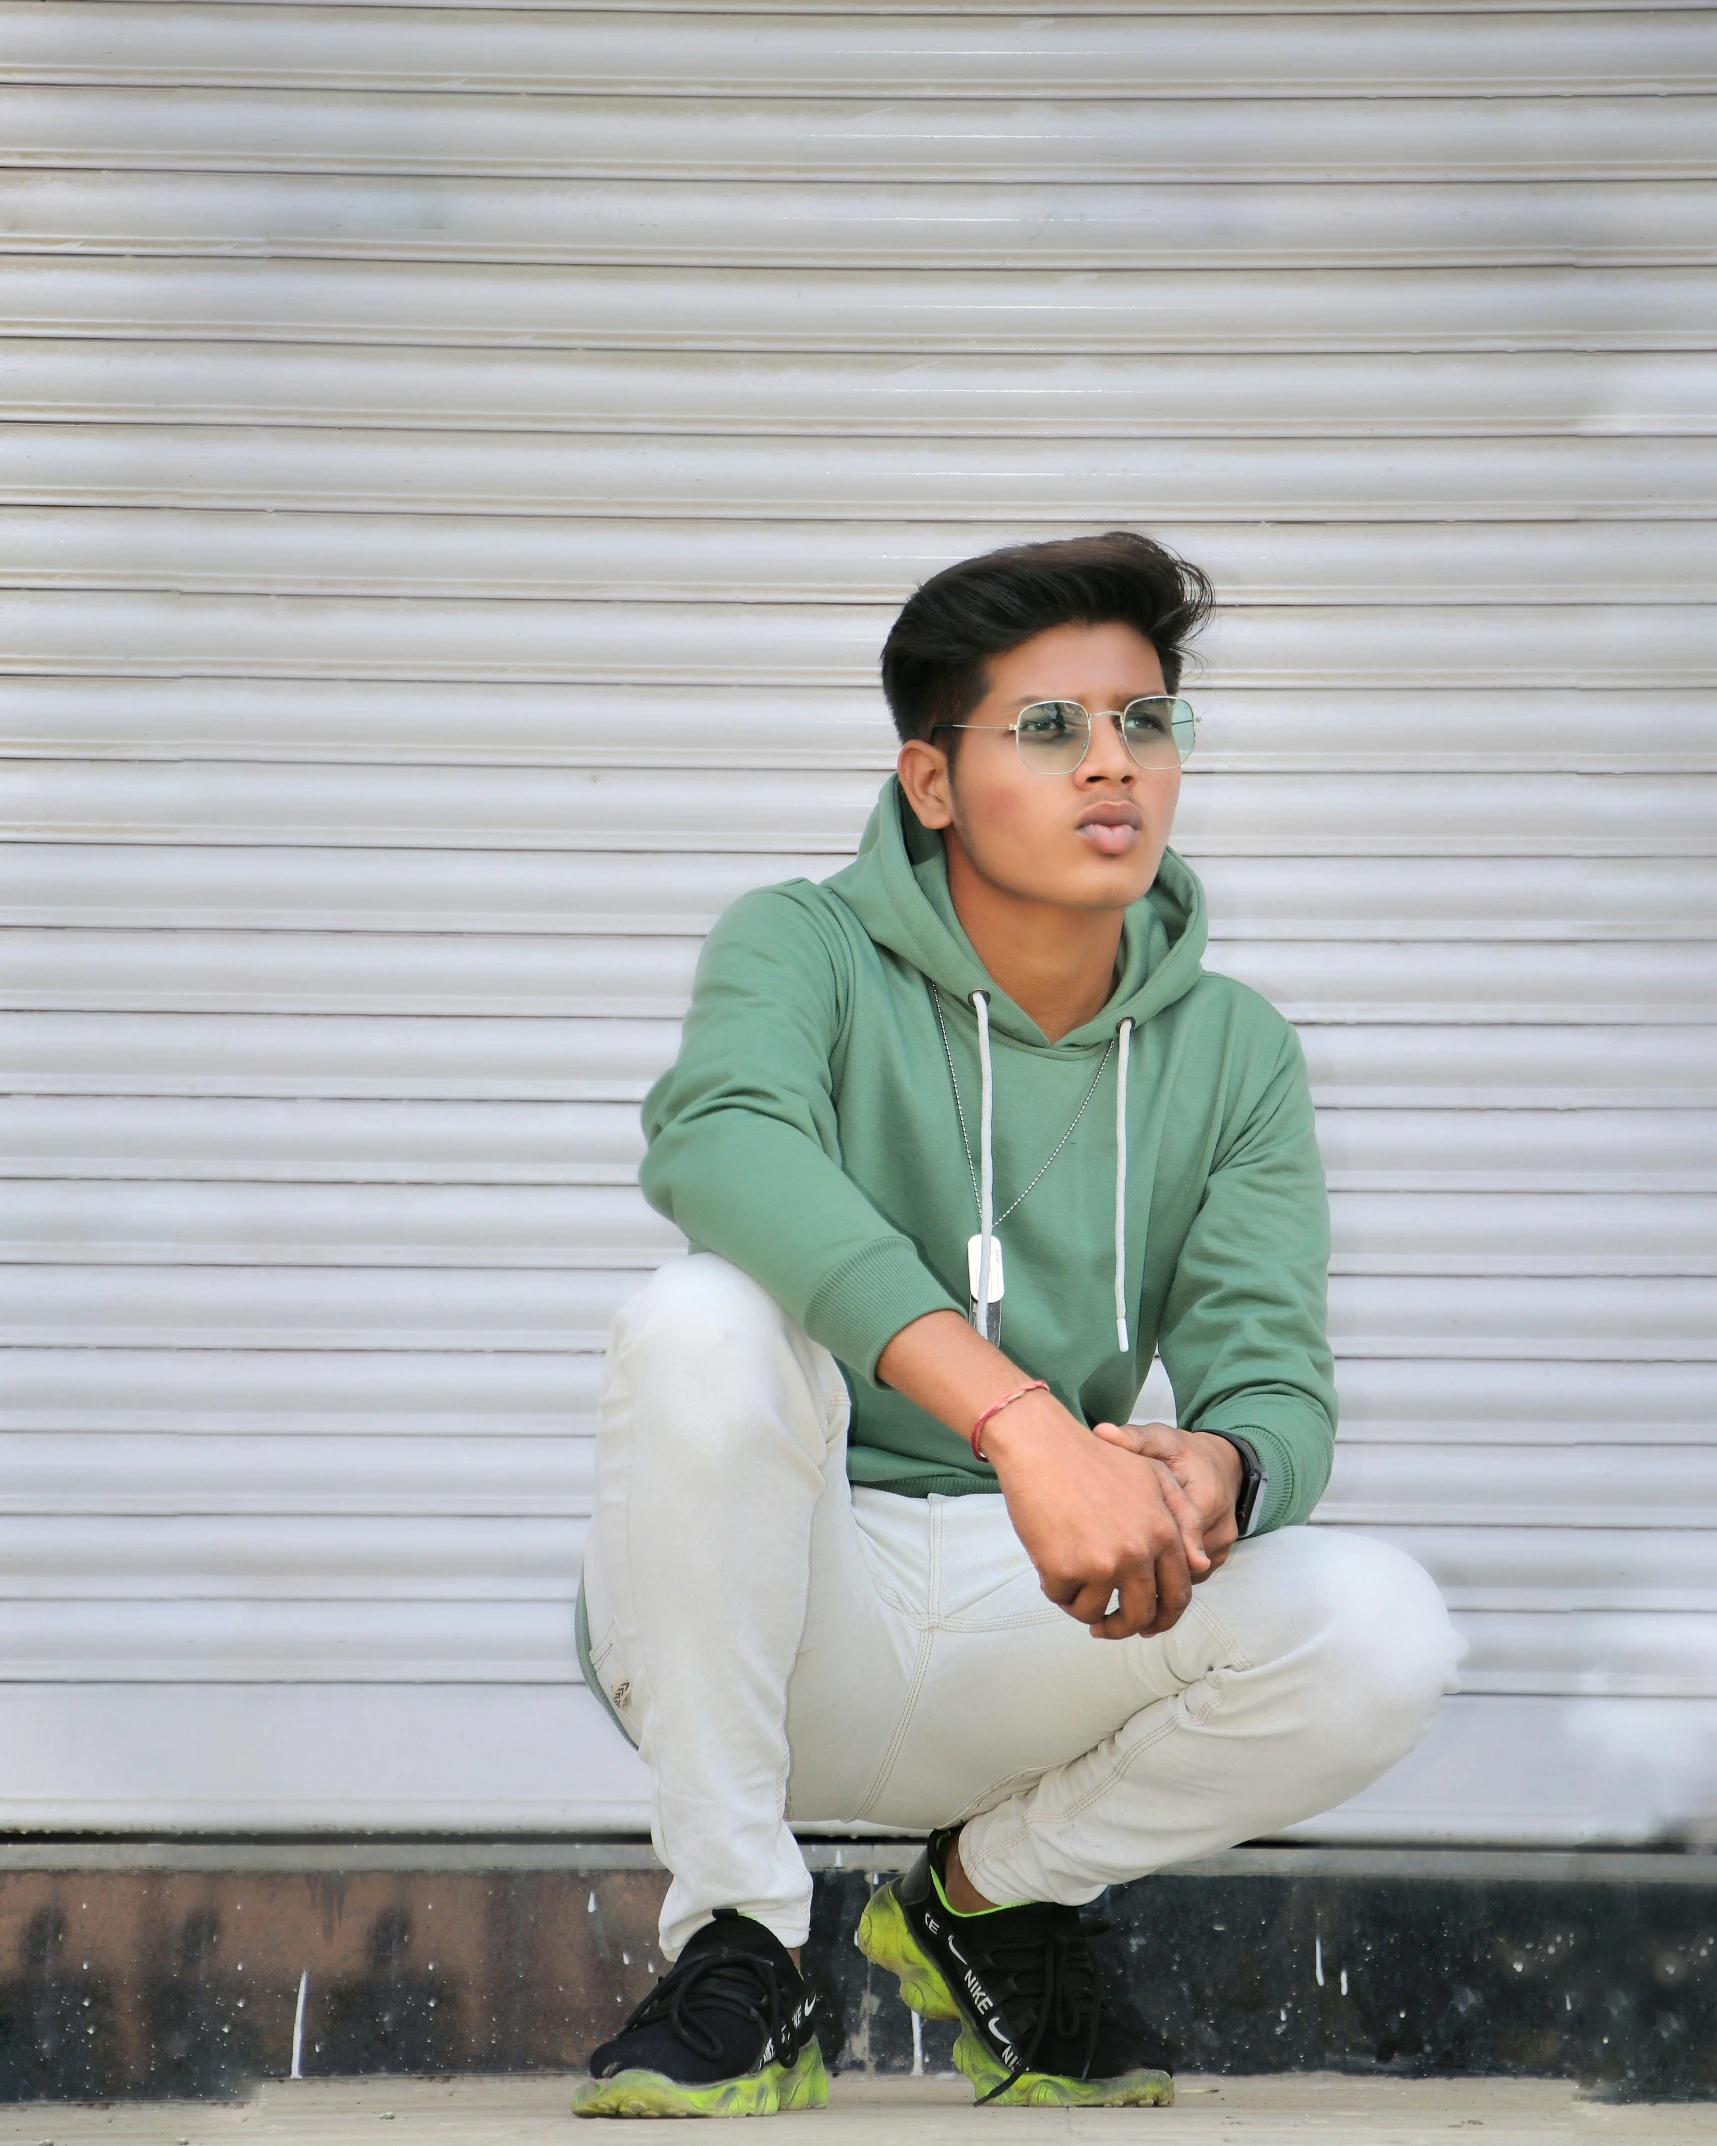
[1,2,1713,1842]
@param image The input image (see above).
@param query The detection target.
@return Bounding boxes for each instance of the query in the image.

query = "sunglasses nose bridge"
[1078,707,1136,773]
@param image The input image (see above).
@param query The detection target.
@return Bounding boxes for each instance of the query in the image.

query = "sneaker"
[574,1909,828,2118]
[855,1829,1173,2108]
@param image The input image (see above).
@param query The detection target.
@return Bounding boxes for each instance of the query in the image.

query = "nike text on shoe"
[574,1909,828,2118]
[855,1829,1173,2108]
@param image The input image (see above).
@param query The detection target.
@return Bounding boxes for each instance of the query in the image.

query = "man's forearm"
[874,1309,1065,1448]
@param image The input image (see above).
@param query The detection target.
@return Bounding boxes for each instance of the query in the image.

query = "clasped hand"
[871,1313,1242,1647]
[986,1404,1243,1642]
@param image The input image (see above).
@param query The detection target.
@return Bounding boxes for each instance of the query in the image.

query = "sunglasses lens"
[1121,698,1196,768]
[1014,701,1090,771]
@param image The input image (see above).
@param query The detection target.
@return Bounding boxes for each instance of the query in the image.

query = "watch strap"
[1212,1432,1268,1537]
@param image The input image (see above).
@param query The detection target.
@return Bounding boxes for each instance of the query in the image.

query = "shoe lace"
[972,1911,1109,2103]
[610,1942,797,2072]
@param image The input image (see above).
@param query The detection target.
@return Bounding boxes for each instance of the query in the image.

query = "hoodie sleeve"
[1155,1014,1337,1532]
[640,885,963,1379]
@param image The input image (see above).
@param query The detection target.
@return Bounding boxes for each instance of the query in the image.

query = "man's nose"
[1079,710,1135,778]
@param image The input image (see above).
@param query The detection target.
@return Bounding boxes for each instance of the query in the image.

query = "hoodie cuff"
[1192,1408,1329,1534]
[1220,1425,1295,1535]
[802,1238,964,1385]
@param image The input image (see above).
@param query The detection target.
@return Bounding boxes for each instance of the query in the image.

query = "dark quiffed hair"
[880,530,1214,745]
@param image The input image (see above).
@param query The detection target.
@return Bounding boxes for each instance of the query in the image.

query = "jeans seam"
[975,1594,1251,1861]
[605,1346,661,1768]
[848,1624,935,1823]
[979,1718,1176,1859]
[609,1350,643,1697]
[934,1609,1063,1634]
[850,1493,945,1821]
[1047,1596,1247,1827]
[1184,1588,1255,1676]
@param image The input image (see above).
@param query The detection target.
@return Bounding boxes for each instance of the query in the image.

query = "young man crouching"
[574,533,1461,2116]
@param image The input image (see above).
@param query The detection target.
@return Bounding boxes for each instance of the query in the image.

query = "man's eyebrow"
[1003,691,1158,708]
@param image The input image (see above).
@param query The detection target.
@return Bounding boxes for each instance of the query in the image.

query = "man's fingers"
[1090,1420,1147,1454]
[1153,1525,1195,1629]
[1092,1420,1180,1462]
[1100,1509,1197,1637]
[1051,1574,1121,1624]
[1029,1428,1205,1639]
[1093,1538,1197,1640]
[1151,1460,1211,1575]
[1092,1567,1158,1641]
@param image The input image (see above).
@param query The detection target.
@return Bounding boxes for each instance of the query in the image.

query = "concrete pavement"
[0,2074,1711,2145]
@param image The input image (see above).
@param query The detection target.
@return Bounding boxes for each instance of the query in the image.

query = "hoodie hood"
[824,776,1208,1046]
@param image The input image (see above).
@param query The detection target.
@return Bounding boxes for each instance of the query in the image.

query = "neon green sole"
[572,2037,829,2118]
[854,1885,959,2021]
[855,1881,1173,2111]
[952,2026,1174,2107]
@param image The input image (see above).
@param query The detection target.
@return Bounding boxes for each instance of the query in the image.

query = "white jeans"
[583,1255,1463,1959]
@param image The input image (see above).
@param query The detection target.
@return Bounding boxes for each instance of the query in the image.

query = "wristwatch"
[1213,1433,1268,1538]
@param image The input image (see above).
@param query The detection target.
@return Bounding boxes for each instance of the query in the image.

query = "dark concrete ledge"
[0,1838,1712,1883]
[0,1840,1706,2101]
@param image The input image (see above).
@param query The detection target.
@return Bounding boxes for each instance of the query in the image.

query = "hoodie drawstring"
[971,991,997,1337]
[959,989,1134,1356]
[1114,1016,1134,1353]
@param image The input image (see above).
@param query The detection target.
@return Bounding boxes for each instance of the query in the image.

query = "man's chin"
[1059,852,1163,909]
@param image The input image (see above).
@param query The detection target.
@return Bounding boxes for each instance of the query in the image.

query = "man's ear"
[897,737,954,829]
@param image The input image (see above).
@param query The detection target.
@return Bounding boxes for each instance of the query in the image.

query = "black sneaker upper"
[897,1830,1152,2090]
[588,1910,817,2086]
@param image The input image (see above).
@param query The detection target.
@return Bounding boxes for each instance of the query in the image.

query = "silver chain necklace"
[930,983,1116,1232]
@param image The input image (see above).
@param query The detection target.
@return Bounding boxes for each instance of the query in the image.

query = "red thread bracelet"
[969,1379,1050,1463]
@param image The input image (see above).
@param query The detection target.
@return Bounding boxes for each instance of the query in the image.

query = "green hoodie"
[640,778,1336,1532]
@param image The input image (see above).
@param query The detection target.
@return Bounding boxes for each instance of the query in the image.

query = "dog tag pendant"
[967,1234,1004,1346]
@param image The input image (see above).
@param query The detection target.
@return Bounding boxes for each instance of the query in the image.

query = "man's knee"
[1297,1531,1463,1760]
[603,1255,830,1472]
[614,1254,786,1365]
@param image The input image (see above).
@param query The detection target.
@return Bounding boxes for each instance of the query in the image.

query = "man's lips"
[1075,802,1143,856]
